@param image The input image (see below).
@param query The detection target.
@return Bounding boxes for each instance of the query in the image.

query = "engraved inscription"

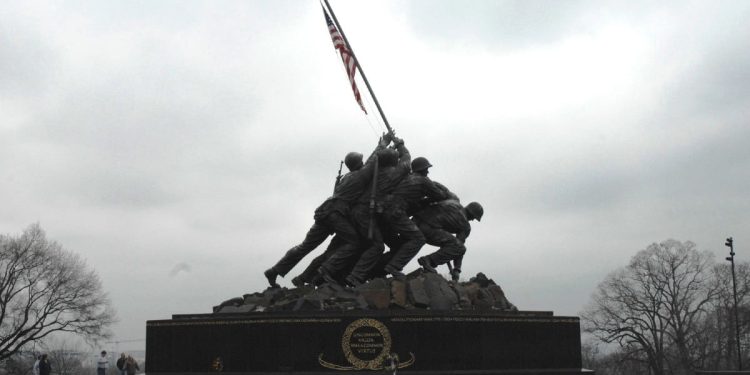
[342,318,391,370]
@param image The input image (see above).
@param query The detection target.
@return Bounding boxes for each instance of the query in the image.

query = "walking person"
[384,353,400,375]
[38,354,51,375]
[97,350,109,375]
[116,353,127,375]
[125,355,140,375]
[33,355,41,375]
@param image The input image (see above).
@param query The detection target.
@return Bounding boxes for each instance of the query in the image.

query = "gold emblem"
[319,318,415,371]
[211,357,223,372]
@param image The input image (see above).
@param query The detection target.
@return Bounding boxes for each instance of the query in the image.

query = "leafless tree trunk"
[0,224,116,361]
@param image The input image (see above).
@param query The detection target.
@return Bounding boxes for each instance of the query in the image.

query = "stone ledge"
[212,271,517,314]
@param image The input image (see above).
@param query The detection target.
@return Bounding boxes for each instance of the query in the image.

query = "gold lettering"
[353,332,381,338]
[351,343,383,348]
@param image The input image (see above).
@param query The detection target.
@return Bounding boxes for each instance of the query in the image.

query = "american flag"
[323,7,367,114]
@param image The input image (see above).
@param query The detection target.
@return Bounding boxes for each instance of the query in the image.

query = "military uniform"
[413,199,472,270]
[322,142,411,282]
[293,234,346,285]
[267,142,384,279]
[373,173,447,275]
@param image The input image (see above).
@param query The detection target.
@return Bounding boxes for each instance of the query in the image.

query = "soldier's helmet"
[411,157,433,172]
[465,202,484,222]
[344,152,364,171]
[378,148,400,167]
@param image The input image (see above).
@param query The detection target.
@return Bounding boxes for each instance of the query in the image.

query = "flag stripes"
[323,7,367,114]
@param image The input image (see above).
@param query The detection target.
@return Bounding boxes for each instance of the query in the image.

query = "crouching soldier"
[415,200,484,281]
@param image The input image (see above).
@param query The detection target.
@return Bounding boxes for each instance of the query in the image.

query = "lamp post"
[726,237,742,370]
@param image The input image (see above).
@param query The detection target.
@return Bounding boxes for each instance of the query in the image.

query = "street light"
[726,237,742,370]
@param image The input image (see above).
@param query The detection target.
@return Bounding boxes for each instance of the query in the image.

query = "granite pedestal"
[146,309,591,374]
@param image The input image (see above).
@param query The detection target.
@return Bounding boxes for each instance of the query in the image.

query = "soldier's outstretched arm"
[456,226,471,244]
[362,136,389,172]
[392,137,411,166]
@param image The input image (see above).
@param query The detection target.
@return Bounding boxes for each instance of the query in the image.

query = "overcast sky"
[2,0,749,351]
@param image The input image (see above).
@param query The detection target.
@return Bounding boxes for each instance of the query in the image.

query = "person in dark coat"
[117,353,127,375]
[263,135,391,287]
[38,354,51,375]
[125,355,139,375]
[415,200,484,281]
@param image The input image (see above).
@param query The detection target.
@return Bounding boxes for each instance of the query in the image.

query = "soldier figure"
[354,156,448,282]
[263,135,391,287]
[415,200,484,281]
[291,234,345,286]
[319,137,410,286]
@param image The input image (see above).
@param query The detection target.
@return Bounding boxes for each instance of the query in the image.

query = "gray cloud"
[0,17,59,96]
[402,0,662,50]
[1,0,749,348]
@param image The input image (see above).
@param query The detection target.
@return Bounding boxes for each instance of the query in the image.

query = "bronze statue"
[415,200,484,281]
[264,134,485,288]
[349,156,448,283]
[263,135,391,288]
[318,137,410,286]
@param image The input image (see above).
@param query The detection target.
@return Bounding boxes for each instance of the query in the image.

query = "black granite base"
[146,309,591,374]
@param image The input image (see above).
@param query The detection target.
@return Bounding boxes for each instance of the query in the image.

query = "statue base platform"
[146,309,592,374]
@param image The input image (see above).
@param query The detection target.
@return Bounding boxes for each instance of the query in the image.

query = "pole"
[726,237,742,370]
[322,0,393,134]
[367,156,379,240]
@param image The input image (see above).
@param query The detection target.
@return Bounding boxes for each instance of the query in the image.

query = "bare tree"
[581,340,651,375]
[582,239,718,375]
[701,262,750,370]
[0,351,35,375]
[0,224,116,361]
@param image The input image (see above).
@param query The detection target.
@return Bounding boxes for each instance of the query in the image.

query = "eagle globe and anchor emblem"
[319,318,415,371]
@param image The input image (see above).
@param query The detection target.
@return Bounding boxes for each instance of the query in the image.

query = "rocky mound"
[214,271,517,314]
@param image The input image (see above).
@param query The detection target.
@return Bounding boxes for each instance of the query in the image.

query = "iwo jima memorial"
[146,2,591,374]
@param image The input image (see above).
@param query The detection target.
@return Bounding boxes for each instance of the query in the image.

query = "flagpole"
[322,0,393,135]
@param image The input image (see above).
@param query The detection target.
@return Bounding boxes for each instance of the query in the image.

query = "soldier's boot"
[310,273,324,286]
[291,276,304,288]
[319,267,342,287]
[384,265,405,280]
[345,275,363,288]
[264,268,281,288]
[418,257,437,273]
[450,268,461,282]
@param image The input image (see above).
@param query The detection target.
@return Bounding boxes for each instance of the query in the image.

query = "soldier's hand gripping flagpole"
[322,1,398,240]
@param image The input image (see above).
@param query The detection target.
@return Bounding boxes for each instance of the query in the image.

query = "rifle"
[333,160,343,193]
[367,156,379,240]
